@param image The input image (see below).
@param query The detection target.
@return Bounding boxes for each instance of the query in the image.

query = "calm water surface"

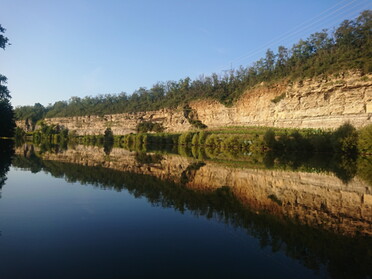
[0,142,371,279]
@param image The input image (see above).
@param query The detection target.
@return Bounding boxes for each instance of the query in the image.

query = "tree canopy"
[0,24,15,137]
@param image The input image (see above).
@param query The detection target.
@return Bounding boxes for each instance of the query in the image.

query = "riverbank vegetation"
[20,121,372,157]
[13,121,372,185]
[15,11,372,125]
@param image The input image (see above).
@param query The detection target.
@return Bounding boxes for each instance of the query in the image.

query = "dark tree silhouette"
[0,24,15,138]
[0,140,14,193]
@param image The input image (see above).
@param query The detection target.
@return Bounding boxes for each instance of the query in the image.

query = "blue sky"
[0,0,370,107]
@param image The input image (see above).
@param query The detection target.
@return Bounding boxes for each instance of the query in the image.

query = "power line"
[229,0,366,67]
[230,0,356,64]
[233,0,369,66]
[218,0,370,72]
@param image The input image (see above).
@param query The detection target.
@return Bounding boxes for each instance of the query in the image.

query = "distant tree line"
[15,10,371,124]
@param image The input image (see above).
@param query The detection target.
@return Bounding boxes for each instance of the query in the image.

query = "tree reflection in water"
[0,140,14,196]
[11,144,372,279]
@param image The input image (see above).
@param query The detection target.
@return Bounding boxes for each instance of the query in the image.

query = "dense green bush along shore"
[16,121,372,185]
[19,122,372,156]
[117,123,371,155]
[19,129,372,186]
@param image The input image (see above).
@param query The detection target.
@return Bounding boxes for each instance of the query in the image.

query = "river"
[0,141,371,279]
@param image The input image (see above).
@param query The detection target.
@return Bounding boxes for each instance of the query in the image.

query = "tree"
[264,49,276,71]
[0,24,15,138]
[0,24,9,50]
[0,99,15,137]
[0,139,14,191]
[277,46,289,67]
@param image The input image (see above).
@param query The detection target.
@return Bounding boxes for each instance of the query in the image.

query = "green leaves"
[0,24,9,50]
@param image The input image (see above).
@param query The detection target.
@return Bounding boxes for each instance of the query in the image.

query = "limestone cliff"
[190,73,372,129]
[16,73,372,135]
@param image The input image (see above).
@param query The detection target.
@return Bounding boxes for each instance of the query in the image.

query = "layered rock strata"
[16,73,372,135]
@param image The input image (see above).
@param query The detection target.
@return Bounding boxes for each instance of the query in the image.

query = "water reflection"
[120,139,372,186]
[7,143,372,278]
[0,140,14,195]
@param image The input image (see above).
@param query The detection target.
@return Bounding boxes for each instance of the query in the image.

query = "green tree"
[0,25,9,50]
[264,49,276,71]
[0,25,15,137]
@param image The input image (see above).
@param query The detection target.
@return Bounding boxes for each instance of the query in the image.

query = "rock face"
[16,108,192,135]
[190,73,372,129]
[16,73,372,134]
[16,144,372,236]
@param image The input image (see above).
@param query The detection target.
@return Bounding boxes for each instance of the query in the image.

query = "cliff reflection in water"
[12,143,372,279]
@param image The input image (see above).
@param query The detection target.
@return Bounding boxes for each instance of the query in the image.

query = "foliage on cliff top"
[15,10,372,122]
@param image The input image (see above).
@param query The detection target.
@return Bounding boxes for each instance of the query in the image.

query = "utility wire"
[230,0,370,67]
[217,0,369,72]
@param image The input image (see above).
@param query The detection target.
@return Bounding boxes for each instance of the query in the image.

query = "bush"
[104,128,114,143]
[179,132,194,146]
[263,129,276,149]
[14,127,26,139]
[222,136,241,149]
[189,119,207,129]
[358,124,372,154]
[271,93,286,104]
[331,123,358,154]
[308,132,332,152]
[198,131,209,145]
[178,144,193,157]
[289,131,312,151]
[205,134,220,147]
[136,121,164,133]
[191,133,199,146]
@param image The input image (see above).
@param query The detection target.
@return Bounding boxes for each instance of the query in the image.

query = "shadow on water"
[10,143,372,279]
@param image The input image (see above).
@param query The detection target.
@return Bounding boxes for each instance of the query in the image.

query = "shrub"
[178,144,192,157]
[104,128,114,143]
[358,124,372,154]
[198,131,209,145]
[136,121,164,133]
[222,136,240,149]
[331,123,358,154]
[179,132,194,146]
[308,132,332,152]
[263,129,276,149]
[271,93,286,104]
[14,127,26,139]
[189,119,207,129]
[205,134,220,147]
[191,133,199,146]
